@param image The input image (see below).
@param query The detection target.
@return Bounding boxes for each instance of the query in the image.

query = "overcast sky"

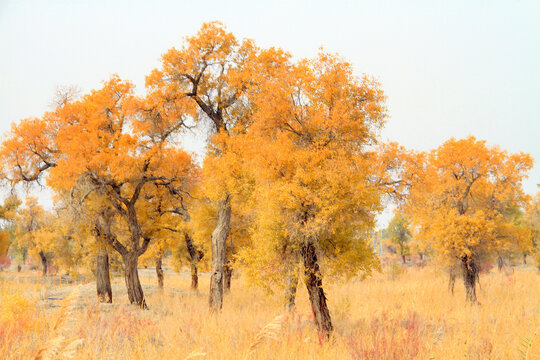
[0,0,538,225]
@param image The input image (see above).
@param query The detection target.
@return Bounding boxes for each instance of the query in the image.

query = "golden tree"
[1,76,197,307]
[232,51,388,337]
[404,137,533,303]
[147,21,290,310]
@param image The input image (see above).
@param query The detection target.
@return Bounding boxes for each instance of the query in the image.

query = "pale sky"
[1,0,539,225]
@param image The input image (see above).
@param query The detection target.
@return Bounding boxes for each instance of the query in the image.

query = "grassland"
[0,265,538,359]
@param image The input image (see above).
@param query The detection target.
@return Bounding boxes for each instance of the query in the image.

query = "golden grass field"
[0,265,538,359]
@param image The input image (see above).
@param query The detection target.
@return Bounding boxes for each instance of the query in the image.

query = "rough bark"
[185,233,203,291]
[124,252,147,309]
[223,264,232,293]
[156,255,164,289]
[209,195,231,311]
[39,251,47,277]
[301,240,333,337]
[96,247,112,303]
[285,268,299,311]
[461,255,479,304]
[190,262,199,290]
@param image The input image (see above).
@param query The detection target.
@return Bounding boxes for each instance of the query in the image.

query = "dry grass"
[0,265,538,359]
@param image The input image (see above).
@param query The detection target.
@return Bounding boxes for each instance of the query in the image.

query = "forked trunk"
[301,240,333,338]
[124,252,146,309]
[156,255,164,289]
[461,255,478,304]
[285,268,299,311]
[96,247,112,303]
[190,262,199,290]
[209,195,231,311]
[39,251,47,277]
[224,264,232,293]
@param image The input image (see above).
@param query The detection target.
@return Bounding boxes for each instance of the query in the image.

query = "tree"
[404,137,533,303]
[147,21,285,311]
[525,192,540,269]
[387,213,412,264]
[234,51,388,337]
[13,197,68,276]
[1,76,197,307]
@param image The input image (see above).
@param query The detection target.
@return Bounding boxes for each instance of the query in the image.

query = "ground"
[0,265,538,359]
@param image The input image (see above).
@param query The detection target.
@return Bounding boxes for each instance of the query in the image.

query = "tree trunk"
[209,195,231,311]
[497,255,504,271]
[285,269,299,310]
[124,252,146,309]
[301,240,333,338]
[223,264,232,293]
[185,233,202,291]
[461,255,478,304]
[190,262,199,290]
[156,255,164,289]
[401,254,406,264]
[96,247,112,303]
[419,253,424,261]
[39,251,47,277]
[448,268,456,295]
[523,253,527,265]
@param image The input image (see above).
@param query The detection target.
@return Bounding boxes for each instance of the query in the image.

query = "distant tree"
[404,137,532,303]
[387,213,412,264]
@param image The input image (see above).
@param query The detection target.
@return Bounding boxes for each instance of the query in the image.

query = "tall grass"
[0,265,538,359]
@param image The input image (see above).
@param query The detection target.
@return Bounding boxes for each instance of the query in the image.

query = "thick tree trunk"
[190,262,199,290]
[461,255,478,304]
[185,233,202,291]
[96,247,112,303]
[39,251,47,277]
[285,269,299,311]
[156,255,164,289]
[301,240,333,338]
[223,264,232,293]
[124,252,146,309]
[209,195,231,311]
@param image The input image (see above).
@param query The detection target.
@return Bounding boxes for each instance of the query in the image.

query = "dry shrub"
[345,311,425,360]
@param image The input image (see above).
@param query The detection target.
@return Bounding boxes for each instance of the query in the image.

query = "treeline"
[0,22,537,338]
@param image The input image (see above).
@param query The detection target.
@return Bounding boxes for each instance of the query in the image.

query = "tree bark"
[209,195,231,311]
[301,240,333,338]
[185,233,202,291]
[190,262,199,290]
[156,255,164,289]
[285,268,299,311]
[39,251,47,277]
[461,255,478,304]
[448,268,456,295]
[497,255,504,271]
[96,247,112,303]
[401,254,407,264]
[124,252,147,309]
[523,253,527,265]
[223,263,232,293]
